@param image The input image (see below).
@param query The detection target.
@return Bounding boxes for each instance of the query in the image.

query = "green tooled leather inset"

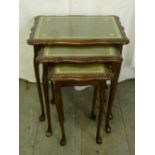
[54,63,106,74]
[34,16,122,39]
[44,45,118,57]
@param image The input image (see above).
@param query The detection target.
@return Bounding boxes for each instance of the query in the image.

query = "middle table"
[37,44,122,135]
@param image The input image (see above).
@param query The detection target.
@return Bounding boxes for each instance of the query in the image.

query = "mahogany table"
[27,15,129,125]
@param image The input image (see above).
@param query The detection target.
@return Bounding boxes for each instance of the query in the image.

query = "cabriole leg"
[54,83,66,146]
[90,86,98,120]
[96,82,105,144]
[42,64,52,137]
[33,49,45,121]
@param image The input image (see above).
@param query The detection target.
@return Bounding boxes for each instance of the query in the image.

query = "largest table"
[27,15,129,122]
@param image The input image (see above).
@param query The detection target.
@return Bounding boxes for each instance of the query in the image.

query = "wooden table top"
[27,15,129,45]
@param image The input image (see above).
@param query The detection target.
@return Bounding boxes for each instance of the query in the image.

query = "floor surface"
[19,79,135,155]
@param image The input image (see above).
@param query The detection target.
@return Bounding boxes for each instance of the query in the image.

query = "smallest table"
[44,63,113,145]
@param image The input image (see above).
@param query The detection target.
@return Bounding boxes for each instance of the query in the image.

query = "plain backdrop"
[19,0,135,82]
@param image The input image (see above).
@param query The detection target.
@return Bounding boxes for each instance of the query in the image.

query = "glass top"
[33,16,122,40]
[54,63,106,74]
[36,45,122,63]
[43,45,119,57]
